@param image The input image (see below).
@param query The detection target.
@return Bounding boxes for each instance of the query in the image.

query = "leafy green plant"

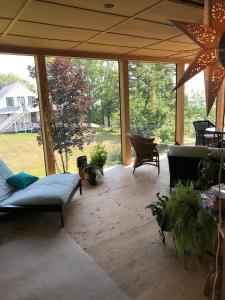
[84,163,97,186]
[166,182,216,257]
[90,142,108,175]
[198,153,223,189]
[84,163,97,175]
[146,193,169,231]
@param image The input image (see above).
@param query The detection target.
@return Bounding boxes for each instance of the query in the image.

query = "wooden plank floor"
[0,156,208,299]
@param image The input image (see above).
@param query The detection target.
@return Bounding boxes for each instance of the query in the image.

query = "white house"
[0,82,40,133]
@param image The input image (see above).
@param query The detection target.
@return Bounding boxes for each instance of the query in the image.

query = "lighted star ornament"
[172,0,225,114]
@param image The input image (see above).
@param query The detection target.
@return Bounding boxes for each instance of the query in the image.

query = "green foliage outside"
[184,90,216,144]
[0,72,36,92]
[0,59,216,175]
[129,62,176,150]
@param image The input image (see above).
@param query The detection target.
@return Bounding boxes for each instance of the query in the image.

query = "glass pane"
[184,70,216,145]
[0,54,46,177]
[45,57,121,173]
[129,62,176,155]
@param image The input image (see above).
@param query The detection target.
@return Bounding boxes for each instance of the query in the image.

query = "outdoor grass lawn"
[0,130,121,177]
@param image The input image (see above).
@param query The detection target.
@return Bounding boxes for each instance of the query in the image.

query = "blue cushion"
[6,172,39,190]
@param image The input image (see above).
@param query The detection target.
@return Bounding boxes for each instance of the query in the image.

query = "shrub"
[90,142,108,174]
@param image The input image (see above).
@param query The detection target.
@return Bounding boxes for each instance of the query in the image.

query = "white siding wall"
[0,83,36,109]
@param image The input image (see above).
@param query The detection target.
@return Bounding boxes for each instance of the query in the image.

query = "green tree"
[0,72,36,92]
[71,59,119,128]
[129,62,176,146]
[184,90,216,143]
[29,57,94,172]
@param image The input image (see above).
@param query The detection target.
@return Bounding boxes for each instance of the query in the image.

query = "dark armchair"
[193,120,218,146]
[127,132,160,174]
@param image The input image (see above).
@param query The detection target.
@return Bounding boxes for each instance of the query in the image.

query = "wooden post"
[216,80,225,130]
[176,63,185,145]
[35,55,56,175]
[119,59,131,165]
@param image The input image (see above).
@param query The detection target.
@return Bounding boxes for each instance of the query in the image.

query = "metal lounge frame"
[0,179,82,227]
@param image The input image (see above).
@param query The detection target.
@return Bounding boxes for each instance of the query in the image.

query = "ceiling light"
[104,3,114,9]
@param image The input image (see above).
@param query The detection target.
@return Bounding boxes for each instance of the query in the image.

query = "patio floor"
[0,155,208,300]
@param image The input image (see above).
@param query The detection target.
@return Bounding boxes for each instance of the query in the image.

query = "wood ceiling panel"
[40,0,160,17]
[0,19,11,33]
[112,19,180,39]
[0,0,25,19]
[10,21,100,42]
[171,51,197,58]
[139,0,203,24]
[170,35,195,44]
[93,33,159,48]
[147,41,199,51]
[22,1,125,31]
[130,48,178,57]
[1,35,77,49]
[76,43,134,54]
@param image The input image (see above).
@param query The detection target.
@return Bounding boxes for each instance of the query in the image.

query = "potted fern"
[147,182,216,267]
[166,182,216,259]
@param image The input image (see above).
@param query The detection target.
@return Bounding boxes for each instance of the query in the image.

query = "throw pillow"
[6,172,39,190]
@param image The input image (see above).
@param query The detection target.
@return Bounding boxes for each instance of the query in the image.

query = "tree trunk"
[65,150,69,172]
[59,151,66,173]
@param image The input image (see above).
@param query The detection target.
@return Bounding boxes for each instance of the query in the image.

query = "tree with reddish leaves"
[28,57,94,172]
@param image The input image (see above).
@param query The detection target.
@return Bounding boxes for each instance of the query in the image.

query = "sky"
[0,54,35,83]
[0,54,205,95]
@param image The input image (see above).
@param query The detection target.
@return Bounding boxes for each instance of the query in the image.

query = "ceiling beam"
[0,44,192,64]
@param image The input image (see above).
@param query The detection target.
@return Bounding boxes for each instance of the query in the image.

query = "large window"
[6,97,14,107]
[0,54,45,177]
[45,57,121,173]
[129,62,176,153]
[184,71,216,145]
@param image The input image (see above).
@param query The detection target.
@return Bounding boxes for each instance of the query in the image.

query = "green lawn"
[0,130,121,177]
[0,130,195,178]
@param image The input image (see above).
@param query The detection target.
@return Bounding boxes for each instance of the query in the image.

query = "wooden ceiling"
[0,0,204,63]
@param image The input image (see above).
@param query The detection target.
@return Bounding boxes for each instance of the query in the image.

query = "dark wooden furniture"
[193,120,219,146]
[206,127,225,148]
[127,132,160,174]
[167,155,202,188]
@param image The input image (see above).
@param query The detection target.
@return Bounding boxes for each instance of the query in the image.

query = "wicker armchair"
[193,120,218,146]
[127,132,160,174]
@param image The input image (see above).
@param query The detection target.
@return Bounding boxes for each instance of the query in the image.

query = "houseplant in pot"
[90,142,108,175]
[198,153,224,189]
[84,163,98,186]
[147,182,216,268]
[146,193,169,243]
[166,182,216,263]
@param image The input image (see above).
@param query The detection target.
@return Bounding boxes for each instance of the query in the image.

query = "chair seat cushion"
[1,174,80,207]
[203,134,216,139]
[168,145,208,158]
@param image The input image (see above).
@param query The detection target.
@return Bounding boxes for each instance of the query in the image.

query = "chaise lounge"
[0,160,82,227]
